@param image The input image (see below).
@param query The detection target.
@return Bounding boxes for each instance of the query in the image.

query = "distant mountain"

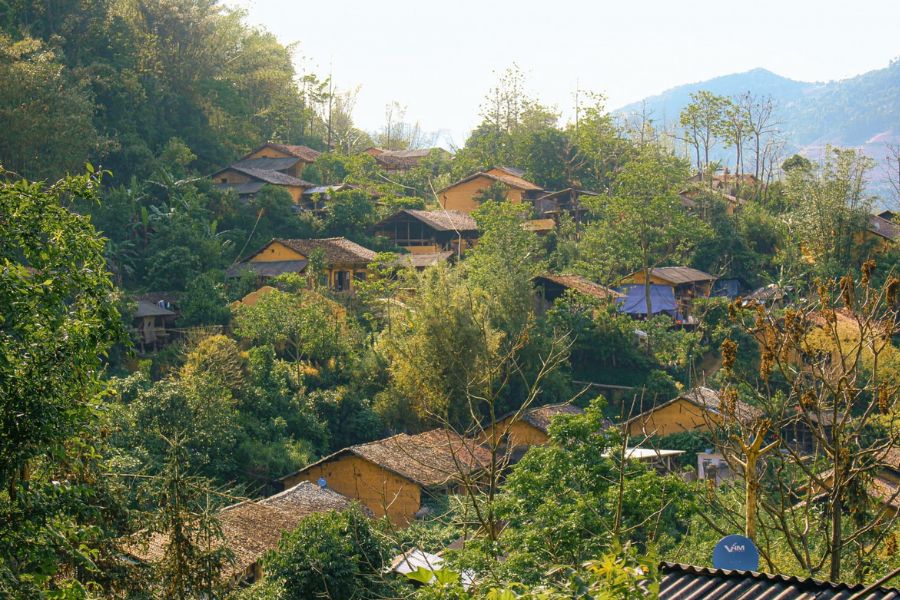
[614,60,900,178]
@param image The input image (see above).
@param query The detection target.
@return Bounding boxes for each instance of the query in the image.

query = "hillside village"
[2,1,900,599]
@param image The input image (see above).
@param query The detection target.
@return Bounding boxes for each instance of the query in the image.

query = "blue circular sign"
[712,534,759,571]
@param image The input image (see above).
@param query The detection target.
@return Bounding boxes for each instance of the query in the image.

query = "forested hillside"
[616,59,900,168]
[2,2,900,599]
[0,0,346,182]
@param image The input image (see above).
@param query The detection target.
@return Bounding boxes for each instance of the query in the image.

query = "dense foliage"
[2,3,900,597]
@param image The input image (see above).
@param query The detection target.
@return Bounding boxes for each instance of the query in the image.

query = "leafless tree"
[704,267,900,581]
[884,144,900,209]
[740,93,780,181]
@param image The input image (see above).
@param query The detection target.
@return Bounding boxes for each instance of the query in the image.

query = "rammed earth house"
[437,167,543,213]
[626,386,759,437]
[227,237,376,292]
[372,209,478,255]
[123,482,352,586]
[279,430,491,525]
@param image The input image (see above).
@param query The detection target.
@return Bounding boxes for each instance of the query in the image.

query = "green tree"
[581,146,710,315]
[147,435,232,600]
[178,270,231,327]
[232,287,352,381]
[467,399,694,584]
[0,171,126,595]
[785,146,876,278]
[0,36,98,181]
[678,91,728,179]
[265,507,397,600]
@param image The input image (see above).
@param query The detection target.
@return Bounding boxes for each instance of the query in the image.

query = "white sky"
[230,0,900,148]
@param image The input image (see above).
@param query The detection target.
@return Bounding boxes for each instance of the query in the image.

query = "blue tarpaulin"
[616,284,677,316]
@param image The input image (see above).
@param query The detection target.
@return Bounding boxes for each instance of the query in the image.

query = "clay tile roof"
[646,266,717,285]
[659,562,900,599]
[535,273,624,300]
[678,386,761,421]
[520,403,585,433]
[627,386,760,427]
[402,209,478,232]
[276,237,376,266]
[488,172,543,192]
[368,148,444,169]
[868,214,900,242]
[438,169,543,194]
[351,430,491,487]
[123,482,351,579]
[282,430,492,489]
[266,143,321,162]
[492,166,526,178]
[231,156,300,172]
[261,480,354,512]
[229,167,312,187]
[537,188,600,201]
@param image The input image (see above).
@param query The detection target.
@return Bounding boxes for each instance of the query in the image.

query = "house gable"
[281,452,422,525]
[439,174,525,213]
[626,398,715,437]
[249,241,306,263]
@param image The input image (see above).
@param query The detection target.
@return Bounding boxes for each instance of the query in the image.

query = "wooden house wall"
[439,176,525,213]
[282,454,422,525]
[375,216,475,254]
[627,399,718,437]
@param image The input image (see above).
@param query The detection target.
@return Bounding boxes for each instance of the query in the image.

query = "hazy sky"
[231,0,900,147]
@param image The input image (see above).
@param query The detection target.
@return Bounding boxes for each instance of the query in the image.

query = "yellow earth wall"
[282,455,422,525]
[246,147,311,177]
[215,169,252,185]
[620,271,673,286]
[483,420,549,449]
[439,176,523,213]
[249,241,306,262]
[627,399,717,437]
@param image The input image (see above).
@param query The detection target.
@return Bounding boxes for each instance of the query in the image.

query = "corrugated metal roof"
[660,562,900,599]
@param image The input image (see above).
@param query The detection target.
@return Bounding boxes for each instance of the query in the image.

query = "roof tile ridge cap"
[353,432,408,450]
